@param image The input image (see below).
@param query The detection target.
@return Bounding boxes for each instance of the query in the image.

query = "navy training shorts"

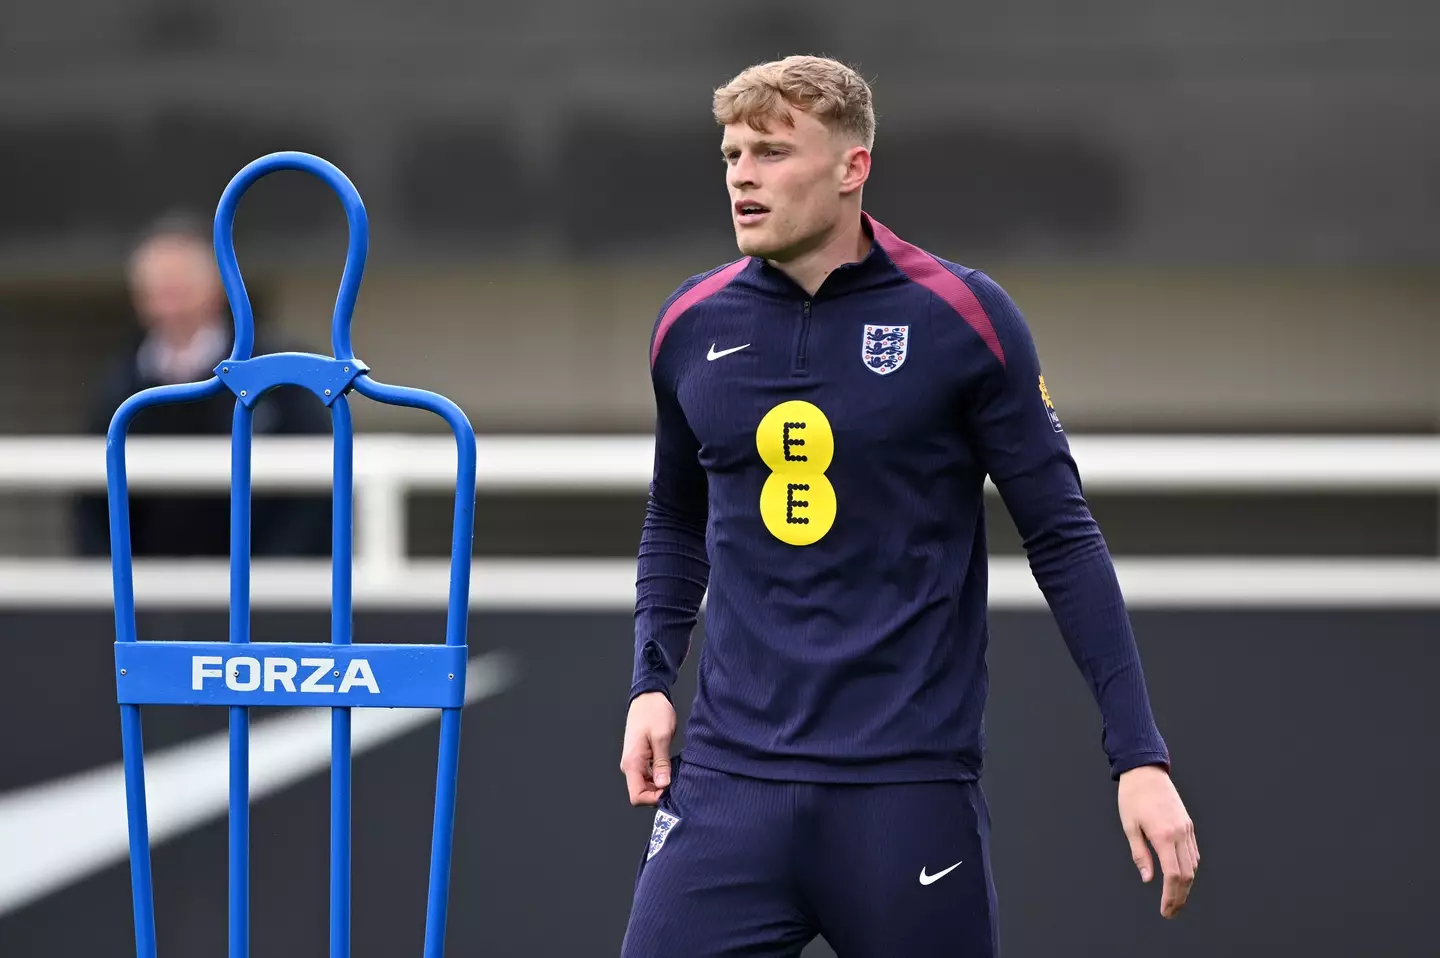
[621,756,1000,957]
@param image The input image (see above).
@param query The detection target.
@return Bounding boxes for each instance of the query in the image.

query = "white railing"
[0,434,1437,609]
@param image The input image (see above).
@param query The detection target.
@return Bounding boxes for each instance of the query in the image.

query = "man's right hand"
[620,691,677,806]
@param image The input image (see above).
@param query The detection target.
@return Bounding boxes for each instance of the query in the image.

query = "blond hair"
[713,55,875,150]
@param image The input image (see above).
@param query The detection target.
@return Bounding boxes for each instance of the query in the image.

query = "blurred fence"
[0,432,1437,608]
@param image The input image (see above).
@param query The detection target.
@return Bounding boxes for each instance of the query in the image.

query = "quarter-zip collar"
[747,212,905,301]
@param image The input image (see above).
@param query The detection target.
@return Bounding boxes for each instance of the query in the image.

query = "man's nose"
[729,154,758,191]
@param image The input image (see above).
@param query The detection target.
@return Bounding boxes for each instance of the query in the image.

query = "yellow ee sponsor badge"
[755,400,836,545]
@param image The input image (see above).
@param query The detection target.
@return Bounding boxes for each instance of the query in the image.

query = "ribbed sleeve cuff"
[1110,749,1171,781]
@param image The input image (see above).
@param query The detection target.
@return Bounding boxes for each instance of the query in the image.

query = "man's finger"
[626,770,662,805]
[1177,827,1198,877]
[1123,819,1153,882]
[620,760,646,804]
[620,751,655,805]
[1156,833,1193,918]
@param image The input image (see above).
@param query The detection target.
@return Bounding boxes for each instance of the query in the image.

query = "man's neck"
[769,210,870,297]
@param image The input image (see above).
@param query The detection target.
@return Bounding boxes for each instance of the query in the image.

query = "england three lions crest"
[862,324,909,375]
[647,809,681,861]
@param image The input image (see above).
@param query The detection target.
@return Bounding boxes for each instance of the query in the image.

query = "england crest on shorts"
[862,324,908,375]
[647,809,681,861]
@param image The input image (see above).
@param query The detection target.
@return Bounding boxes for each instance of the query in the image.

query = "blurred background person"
[72,212,331,558]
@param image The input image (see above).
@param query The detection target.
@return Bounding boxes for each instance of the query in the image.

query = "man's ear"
[839,145,871,195]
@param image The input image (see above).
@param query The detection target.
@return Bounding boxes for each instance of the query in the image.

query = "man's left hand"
[1118,765,1198,919]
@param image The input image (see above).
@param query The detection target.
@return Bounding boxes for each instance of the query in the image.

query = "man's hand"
[1118,765,1198,919]
[620,691,677,806]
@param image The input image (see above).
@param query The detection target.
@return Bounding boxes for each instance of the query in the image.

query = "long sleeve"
[630,350,710,703]
[961,271,1170,779]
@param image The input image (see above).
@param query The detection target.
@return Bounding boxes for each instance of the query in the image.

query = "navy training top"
[632,212,1170,784]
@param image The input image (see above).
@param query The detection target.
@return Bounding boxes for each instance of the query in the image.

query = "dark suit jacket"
[74,330,333,558]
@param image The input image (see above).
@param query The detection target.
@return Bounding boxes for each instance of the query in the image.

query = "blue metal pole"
[352,375,475,958]
[118,705,157,958]
[109,407,157,958]
[108,377,224,958]
[423,707,463,958]
[229,400,253,958]
[330,395,354,958]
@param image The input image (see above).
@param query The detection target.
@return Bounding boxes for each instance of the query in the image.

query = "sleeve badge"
[1038,374,1063,433]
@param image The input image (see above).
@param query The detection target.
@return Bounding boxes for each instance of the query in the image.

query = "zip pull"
[794,300,813,375]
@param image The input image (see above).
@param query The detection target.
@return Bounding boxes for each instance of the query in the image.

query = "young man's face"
[722,106,859,262]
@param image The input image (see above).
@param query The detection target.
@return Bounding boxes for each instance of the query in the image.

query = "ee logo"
[755,400,836,545]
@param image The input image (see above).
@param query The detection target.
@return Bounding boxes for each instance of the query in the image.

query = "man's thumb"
[1125,821,1153,882]
[651,735,673,787]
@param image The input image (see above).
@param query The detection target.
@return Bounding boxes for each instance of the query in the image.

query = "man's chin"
[734,228,783,259]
